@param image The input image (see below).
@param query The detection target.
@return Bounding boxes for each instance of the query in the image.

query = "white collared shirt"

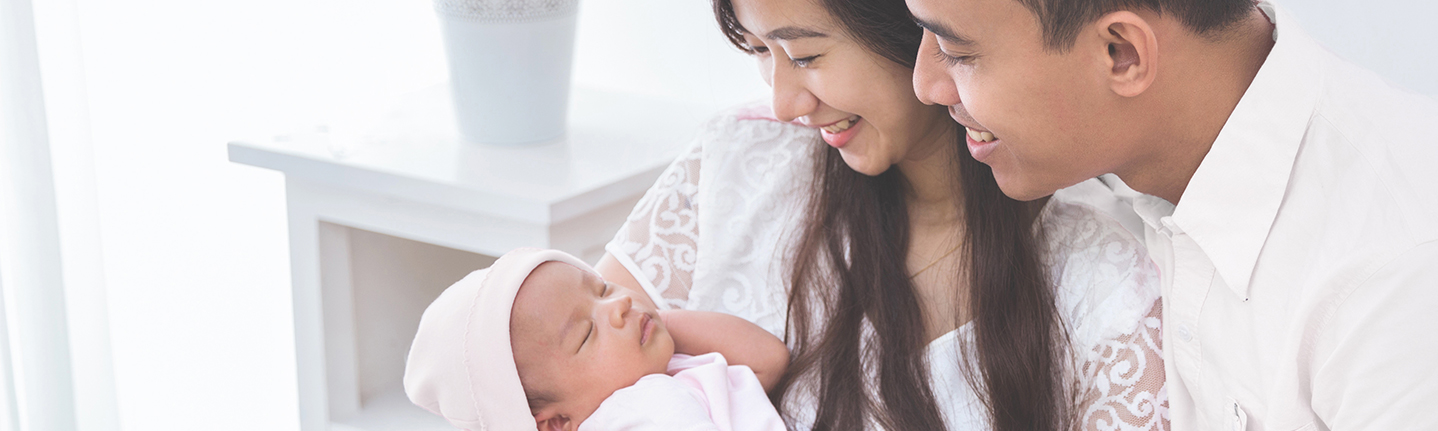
[1126,2,1438,430]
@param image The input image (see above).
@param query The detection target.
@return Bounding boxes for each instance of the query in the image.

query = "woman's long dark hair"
[713,0,1072,430]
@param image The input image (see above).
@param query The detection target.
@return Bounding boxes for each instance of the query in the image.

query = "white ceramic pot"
[434,0,579,145]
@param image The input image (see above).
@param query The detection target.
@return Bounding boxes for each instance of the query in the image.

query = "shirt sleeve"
[1076,300,1170,431]
[1310,239,1438,430]
[604,138,703,310]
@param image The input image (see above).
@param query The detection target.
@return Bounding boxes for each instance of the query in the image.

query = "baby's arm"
[658,310,789,393]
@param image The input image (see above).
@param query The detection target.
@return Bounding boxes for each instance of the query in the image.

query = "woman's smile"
[819,115,863,148]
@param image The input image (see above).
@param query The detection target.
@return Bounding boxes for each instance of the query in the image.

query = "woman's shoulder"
[1040,177,1161,352]
[672,103,818,337]
[688,100,818,186]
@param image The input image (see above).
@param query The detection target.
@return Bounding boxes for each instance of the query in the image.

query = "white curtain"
[0,0,117,429]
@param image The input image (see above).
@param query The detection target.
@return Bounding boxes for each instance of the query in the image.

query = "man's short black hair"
[1015,0,1255,51]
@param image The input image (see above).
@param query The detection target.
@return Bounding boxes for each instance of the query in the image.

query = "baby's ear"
[535,413,570,431]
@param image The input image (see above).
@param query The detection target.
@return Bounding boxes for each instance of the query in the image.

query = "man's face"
[907,0,1127,200]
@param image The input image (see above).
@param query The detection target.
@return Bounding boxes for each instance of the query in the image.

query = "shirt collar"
[1169,0,1325,301]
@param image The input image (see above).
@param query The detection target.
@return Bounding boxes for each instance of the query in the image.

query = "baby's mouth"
[639,313,653,346]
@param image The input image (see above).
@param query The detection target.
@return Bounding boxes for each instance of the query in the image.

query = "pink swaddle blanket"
[579,353,786,431]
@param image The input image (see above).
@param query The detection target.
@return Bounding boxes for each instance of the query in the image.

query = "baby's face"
[510,261,674,431]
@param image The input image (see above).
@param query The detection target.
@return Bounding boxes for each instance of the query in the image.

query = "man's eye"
[933,48,973,67]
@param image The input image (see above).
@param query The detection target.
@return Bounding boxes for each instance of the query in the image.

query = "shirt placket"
[1159,216,1218,429]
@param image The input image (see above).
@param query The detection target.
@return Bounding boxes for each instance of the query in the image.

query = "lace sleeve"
[1076,300,1168,431]
[604,139,703,310]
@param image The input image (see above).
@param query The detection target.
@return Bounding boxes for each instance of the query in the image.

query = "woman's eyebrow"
[766,26,828,40]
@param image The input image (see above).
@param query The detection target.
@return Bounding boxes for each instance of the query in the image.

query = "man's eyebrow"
[765,26,828,41]
[912,16,975,46]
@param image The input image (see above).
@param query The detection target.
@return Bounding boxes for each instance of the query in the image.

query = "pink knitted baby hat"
[403,248,595,431]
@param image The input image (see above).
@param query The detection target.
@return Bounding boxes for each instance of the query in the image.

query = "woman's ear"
[1094,11,1159,98]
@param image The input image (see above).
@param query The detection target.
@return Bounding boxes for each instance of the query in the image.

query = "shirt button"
[1160,217,1184,236]
[1177,325,1194,342]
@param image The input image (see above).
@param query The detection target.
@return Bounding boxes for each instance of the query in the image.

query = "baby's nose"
[608,296,632,328]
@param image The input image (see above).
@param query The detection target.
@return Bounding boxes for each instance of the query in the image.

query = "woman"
[597,0,1166,428]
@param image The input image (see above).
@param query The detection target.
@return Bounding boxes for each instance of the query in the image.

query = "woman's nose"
[914,32,962,107]
[768,61,819,123]
[606,295,633,328]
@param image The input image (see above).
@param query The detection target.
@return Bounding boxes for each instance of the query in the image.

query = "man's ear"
[1094,11,1159,97]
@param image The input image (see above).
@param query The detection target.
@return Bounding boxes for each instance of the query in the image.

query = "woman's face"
[731,0,954,176]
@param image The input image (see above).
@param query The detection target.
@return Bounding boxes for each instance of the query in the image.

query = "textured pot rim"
[433,0,579,24]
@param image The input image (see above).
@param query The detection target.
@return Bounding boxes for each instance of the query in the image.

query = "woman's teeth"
[822,116,860,134]
[966,126,996,143]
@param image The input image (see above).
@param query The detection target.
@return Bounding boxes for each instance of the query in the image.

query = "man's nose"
[914,32,962,107]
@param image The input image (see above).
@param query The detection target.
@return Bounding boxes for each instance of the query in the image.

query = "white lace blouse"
[604,107,1168,430]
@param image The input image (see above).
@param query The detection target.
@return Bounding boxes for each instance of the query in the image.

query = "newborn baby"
[404,248,788,431]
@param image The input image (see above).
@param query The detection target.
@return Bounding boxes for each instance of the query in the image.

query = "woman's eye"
[743,41,769,55]
[789,55,820,68]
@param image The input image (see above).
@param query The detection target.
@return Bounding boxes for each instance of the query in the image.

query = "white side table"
[228,85,711,431]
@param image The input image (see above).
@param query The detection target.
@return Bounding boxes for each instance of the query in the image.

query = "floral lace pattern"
[606,141,702,311]
[1077,301,1167,431]
[1043,187,1169,431]
[605,107,1167,430]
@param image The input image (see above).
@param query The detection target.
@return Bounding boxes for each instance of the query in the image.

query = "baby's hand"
[656,310,789,393]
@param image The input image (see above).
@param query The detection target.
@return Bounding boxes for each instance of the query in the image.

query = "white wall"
[1284,0,1438,98]
[68,0,762,430]
[572,0,770,108]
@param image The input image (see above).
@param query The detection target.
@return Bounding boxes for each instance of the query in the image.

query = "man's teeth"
[965,126,996,143]
[822,116,861,134]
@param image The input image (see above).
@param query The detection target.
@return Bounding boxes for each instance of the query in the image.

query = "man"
[906,0,1438,429]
